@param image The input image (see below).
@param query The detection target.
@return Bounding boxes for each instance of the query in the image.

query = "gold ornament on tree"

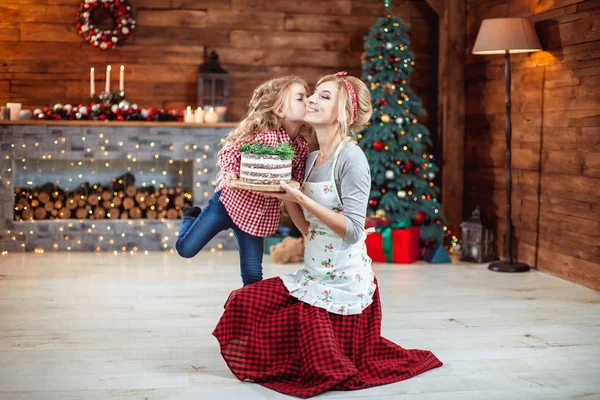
[381,114,391,123]
[382,83,395,94]
[375,209,387,218]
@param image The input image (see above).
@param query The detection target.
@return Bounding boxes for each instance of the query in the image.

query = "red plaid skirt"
[212,277,442,398]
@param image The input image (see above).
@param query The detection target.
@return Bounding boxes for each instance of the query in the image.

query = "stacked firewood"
[13,173,192,221]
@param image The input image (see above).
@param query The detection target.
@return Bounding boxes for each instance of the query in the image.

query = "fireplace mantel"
[0,122,237,253]
[0,120,237,128]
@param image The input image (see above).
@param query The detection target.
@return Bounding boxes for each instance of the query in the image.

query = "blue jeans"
[176,190,264,286]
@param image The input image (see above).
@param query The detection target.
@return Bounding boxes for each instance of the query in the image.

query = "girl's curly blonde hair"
[225,76,312,146]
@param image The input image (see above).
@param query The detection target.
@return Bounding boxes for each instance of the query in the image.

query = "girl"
[176,76,310,287]
[213,72,442,398]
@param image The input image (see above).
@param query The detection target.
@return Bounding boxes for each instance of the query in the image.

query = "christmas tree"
[358,0,450,244]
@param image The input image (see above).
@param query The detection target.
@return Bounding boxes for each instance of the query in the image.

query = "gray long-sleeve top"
[304,142,370,244]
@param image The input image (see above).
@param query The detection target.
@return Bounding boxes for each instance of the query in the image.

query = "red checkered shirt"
[216,128,309,237]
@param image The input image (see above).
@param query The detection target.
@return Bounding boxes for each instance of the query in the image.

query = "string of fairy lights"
[1,132,235,256]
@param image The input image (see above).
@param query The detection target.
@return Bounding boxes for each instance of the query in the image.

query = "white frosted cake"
[240,153,292,185]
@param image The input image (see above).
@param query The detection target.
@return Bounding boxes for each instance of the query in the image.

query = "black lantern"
[460,207,496,263]
[197,50,230,120]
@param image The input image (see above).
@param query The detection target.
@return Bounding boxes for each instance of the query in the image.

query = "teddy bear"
[270,236,304,264]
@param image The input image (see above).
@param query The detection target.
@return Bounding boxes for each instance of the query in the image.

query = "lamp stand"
[489,50,530,273]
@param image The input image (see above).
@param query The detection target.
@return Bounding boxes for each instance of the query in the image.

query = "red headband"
[334,71,358,122]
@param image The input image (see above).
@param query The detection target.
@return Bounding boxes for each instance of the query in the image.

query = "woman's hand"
[262,181,305,204]
[224,172,239,187]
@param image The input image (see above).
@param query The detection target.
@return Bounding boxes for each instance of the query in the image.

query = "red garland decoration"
[35,103,183,122]
[77,0,136,50]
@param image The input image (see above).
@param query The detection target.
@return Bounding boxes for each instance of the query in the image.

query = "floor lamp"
[472,18,542,273]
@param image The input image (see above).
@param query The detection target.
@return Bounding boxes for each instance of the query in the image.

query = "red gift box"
[365,226,420,264]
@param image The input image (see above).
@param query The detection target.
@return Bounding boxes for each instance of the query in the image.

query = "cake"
[238,143,294,185]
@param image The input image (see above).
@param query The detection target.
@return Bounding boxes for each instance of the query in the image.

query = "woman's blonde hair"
[315,74,373,139]
[224,76,312,145]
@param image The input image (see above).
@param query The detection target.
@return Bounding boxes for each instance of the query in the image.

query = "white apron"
[280,142,376,315]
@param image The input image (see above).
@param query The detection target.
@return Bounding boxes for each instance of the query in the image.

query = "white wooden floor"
[0,251,599,400]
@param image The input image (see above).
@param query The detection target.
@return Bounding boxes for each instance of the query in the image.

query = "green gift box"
[264,235,285,254]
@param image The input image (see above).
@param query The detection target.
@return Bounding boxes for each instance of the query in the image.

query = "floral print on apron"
[280,141,376,315]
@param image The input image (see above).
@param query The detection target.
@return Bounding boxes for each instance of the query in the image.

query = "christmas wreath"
[76,0,136,50]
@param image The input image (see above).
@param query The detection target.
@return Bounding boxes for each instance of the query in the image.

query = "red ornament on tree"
[378,98,388,106]
[414,211,425,225]
[369,199,379,208]
[369,69,376,75]
[388,56,395,63]
[373,140,384,151]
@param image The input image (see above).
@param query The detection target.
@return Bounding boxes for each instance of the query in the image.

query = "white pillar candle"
[204,107,219,124]
[90,67,95,96]
[105,65,111,93]
[215,105,227,122]
[184,106,194,123]
[194,107,204,123]
[119,65,124,92]
[7,103,22,121]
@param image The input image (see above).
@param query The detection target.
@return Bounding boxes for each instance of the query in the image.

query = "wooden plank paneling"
[425,0,445,15]
[83,45,206,66]
[0,0,438,127]
[133,26,231,46]
[214,47,364,68]
[466,0,600,290]
[543,150,600,178]
[0,80,9,94]
[136,10,208,28]
[172,0,230,9]
[2,0,46,4]
[231,0,352,15]
[0,4,76,23]
[284,14,372,33]
[439,0,466,236]
[0,23,20,41]
[19,23,80,42]
[136,0,174,8]
[537,10,600,49]
[230,30,351,51]
[47,0,86,4]
[207,10,284,30]
[0,42,84,60]
[538,247,600,291]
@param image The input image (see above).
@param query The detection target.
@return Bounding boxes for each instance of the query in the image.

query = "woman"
[212,72,442,398]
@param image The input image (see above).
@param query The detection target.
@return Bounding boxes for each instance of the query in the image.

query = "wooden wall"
[465,0,600,290]
[0,0,438,126]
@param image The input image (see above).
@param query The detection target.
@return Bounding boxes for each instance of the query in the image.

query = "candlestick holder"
[113,90,126,103]
[99,91,113,107]
[89,94,102,104]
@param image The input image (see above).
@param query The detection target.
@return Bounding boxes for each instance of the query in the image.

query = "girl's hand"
[225,172,239,187]
[263,181,305,204]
